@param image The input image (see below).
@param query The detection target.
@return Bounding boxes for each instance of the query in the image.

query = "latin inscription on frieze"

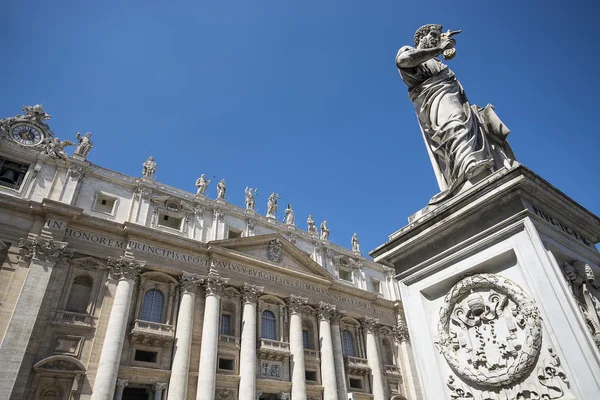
[531,205,592,246]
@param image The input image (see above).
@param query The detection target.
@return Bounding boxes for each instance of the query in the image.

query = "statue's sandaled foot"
[465,159,493,180]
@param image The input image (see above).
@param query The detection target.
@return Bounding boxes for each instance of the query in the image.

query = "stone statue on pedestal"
[320,221,330,241]
[351,233,360,253]
[245,187,256,210]
[284,204,295,225]
[74,132,93,158]
[216,179,226,200]
[396,24,515,204]
[266,192,279,218]
[195,174,210,196]
[307,215,317,235]
[142,156,156,179]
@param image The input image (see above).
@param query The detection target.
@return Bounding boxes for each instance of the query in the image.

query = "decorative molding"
[153,382,167,392]
[107,255,144,281]
[287,294,308,314]
[213,208,225,222]
[266,239,283,263]
[435,273,542,388]
[361,316,379,334]
[116,379,129,389]
[393,316,410,343]
[201,269,230,296]
[179,271,202,293]
[242,283,264,304]
[68,165,87,181]
[318,301,336,321]
[18,236,74,267]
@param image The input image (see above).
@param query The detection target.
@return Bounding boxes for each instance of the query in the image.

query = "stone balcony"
[258,339,290,362]
[384,364,402,376]
[130,319,175,347]
[53,310,95,329]
[304,348,320,360]
[344,356,371,376]
[219,334,240,348]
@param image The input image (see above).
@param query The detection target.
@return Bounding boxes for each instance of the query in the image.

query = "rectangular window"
[339,269,352,282]
[92,193,117,214]
[228,229,242,239]
[218,358,235,371]
[349,378,363,389]
[134,350,157,363]
[0,158,29,191]
[302,329,310,349]
[220,314,231,335]
[305,370,317,382]
[372,279,381,294]
[157,213,183,230]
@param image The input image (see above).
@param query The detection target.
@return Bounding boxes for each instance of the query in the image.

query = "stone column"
[317,302,338,400]
[362,317,385,400]
[330,312,348,400]
[196,269,229,400]
[153,382,167,400]
[238,283,264,400]
[0,235,73,400]
[394,318,419,400]
[167,273,202,400]
[288,295,308,400]
[91,254,144,400]
[114,380,129,400]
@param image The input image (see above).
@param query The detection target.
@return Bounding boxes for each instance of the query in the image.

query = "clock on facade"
[10,123,44,146]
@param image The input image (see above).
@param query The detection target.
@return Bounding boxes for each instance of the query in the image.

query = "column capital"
[361,316,379,334]
[18,236,74,267]
[116,379,129,388]
[394,317,410,343]
[107,255,144,281]
[317,301,336,321]
[179,272,202,293]
[153,382,167,391]
[201,268,230,296]
[287,294,308,314]
[242,283,264,304]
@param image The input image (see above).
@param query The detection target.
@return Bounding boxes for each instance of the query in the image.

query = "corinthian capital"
[18,236,74,267]
[287,294,308,314]
[179,272,202,293]
[394,315,410,343]
[242,283,264,304]
[318,301,337,321]
[107,255,144,281]
[361,316,379,334]
[201,269,230,296]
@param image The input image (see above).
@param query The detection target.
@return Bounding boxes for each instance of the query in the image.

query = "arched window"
[342,330,355,357]
[382,338,394,365]
[66,275,93,313]
[141,289,164,323]
[261,310,277,340]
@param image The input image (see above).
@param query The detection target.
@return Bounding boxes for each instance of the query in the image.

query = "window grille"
[141,289,164,323]
[261,310,277,340]
[220,314,231,335]
[342,330,355,357]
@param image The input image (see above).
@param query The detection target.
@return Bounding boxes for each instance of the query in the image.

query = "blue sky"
[2,1,599,254]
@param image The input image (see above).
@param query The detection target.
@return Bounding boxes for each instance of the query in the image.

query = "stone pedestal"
[371,166,600,400]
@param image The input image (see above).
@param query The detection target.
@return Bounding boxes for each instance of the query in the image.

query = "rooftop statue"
[142,156,156,179]
[195,174,210,196]
[351,233,360,253]
[396,24,515,204]
[284,204,295,225]
[320,220,330,241]
[245,187,256,210]
[307,215,318,236]
[216,179,227,200]
[266,192,279,218]
[74,132,93,159]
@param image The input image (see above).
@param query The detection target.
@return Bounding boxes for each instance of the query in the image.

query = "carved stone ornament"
[266,239,283,263]
[561,260,600,349]
[217,388,234,399]
[107,256,144,281]
[179,272,202,293]
[201,269,230,296]
[394,316,410,343]
[116,379,129,388]
[134,181,152,200]
[287,294,308,314]
[318,301,337,321]
[362,316,379,334]
[68,165,87,180]
[435,274,542,388]
[242,283,264,304]
[18,236,74,267]
[153,382,168,392]
[213,208,225,222]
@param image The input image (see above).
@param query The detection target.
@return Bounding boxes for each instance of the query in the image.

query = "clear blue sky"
[2,1,599,255]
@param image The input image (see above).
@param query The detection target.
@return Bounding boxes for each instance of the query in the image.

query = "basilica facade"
[0,106,419,400]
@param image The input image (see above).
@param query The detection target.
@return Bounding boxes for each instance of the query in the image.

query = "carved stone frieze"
[435,274,542,388]
[242,283,264,304]
[179,272,202,293]
[361,316,379,334]
[18,236,74,267]
[287,294,308,314]
[107,256,144,281]
[318,301,336,321]
[266,239,283,263]
[201,269,230,296]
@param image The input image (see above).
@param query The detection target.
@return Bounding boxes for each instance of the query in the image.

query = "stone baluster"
[288,295,308,400]
[0,235,74,399]
[196,269,229,400]
[167,273,202,400]
[362,317,385,400]
[91,253,144,400]
[114,379,129,400]
[318,302,338,400]
[238,284,264,400]
[153,382,168,400]
[330,312,348,400]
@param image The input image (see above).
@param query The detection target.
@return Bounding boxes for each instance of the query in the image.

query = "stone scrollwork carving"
[107,255,144,281]
[561,260,600,349]
[435,274,542,388]
[18,236,74,267]
[242,283,264,304]
[266,238,283,263]
[201,269,230,296]
[361,316,379,334]
[287,294,308,314]
[318,301,336,321]
[68,165,87,181]
[217,388,234,399]
[179,272,202,293]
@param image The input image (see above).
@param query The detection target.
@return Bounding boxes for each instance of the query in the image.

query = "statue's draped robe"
[397,46,494,199]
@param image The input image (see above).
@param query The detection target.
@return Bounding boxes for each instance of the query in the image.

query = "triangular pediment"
[209,234,334,282]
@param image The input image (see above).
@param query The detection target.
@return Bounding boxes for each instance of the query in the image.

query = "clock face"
[10,124,44,146]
